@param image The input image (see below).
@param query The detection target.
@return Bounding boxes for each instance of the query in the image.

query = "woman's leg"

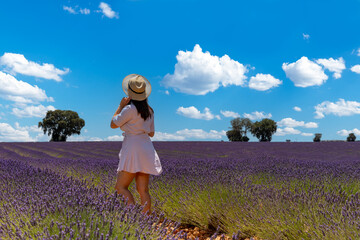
[135,172,151,215]
[115,171,136,206]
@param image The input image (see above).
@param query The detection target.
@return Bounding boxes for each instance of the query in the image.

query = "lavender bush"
[1,141,360,239]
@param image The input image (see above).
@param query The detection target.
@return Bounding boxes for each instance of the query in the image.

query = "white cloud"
[248,73,282,91]
[68,135,103,142]
[105,135,124,141]
[350,65,360,74]
[177,106,220,120]
[301,133,313,137]
[99,2,118,19]
[357,48,360,56]
[152,129,226,141]
[176,129,226,139]
[80,8,90,15]
[14,122,42,133]
[274,127,301,136]
[89,137,102,141]
[303,33,310,40]
[12,105,56,118]
[293,106,302,112]
[63,6,76,14]
[162,44,248,95]
[282,56,328,87]
[304,122,318,128]
[314,98,360,119]
[0,53,69,81]
[152,132,186,141]
[316,57,345,79]
[165,90,170,95]
[243,111,272,120]
[337,128,360,136]
[0,71,53,103]
[0,122,34,142]
[277,118,318,128]
[63,5,90,15]
[220,110,240,118]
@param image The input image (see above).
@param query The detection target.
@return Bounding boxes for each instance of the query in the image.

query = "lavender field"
[1,141,360,240]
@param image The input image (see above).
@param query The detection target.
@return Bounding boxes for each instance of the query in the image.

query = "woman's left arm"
[110,97,131,129]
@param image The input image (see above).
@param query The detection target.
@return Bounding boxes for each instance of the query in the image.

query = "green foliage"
[313,133,322,142]
[226,130,242,141]
[38,110,85,142]
[347,133,356,142]
[242,136,250,142]
[227,117,253,142]
[250,118,277,142]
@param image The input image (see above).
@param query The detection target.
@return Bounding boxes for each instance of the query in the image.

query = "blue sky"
[0,0,360,142]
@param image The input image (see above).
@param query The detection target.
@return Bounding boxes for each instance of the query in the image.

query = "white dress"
[112,103,162,175]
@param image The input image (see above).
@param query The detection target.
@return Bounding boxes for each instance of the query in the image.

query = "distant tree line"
[313,133,357,142]
[226,117,277,142]
[227,118,357,143]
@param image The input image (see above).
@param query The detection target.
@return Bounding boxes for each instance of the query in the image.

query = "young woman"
[110,74,162,215]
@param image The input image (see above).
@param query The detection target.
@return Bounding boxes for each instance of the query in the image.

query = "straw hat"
[122,74,151,101]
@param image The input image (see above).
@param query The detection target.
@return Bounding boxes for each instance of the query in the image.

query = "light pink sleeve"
[150,114,155,132]
[112,105,132,128]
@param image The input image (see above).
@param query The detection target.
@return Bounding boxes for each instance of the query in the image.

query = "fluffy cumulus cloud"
[274,127,301,136]
[282,56,328,87]
[99,2,118,19]
[350,65,360,74]
[316,57,346,79]
[0,122,35,142]
[314,98,360,119]
[293,106,302,112]
[277,118,318,128]
[220,110,240,118]
[177,106,220,120]
[162,44,248,95]
[248,73,282,91]
[12,105,56,118]
[337,128,360,136]
[0,53,69,81]
[243,111,272,120]
[152,129,226,141]
[0,71,53,104]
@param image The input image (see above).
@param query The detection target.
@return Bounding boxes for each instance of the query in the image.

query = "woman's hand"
[111,97,131,129]
[120,97,131,108]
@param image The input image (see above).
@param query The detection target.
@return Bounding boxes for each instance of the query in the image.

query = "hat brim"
[122,74,152,101]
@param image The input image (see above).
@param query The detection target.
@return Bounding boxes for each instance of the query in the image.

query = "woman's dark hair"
[128,99,154,121]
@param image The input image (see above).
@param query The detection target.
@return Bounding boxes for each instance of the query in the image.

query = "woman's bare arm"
[111,97,130,129]
[148,132,154,137]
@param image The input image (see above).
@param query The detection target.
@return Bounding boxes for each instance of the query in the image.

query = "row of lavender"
[0,143,184,240]
[1,141,360,239]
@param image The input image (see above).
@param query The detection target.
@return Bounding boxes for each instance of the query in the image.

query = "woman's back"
[113,102,154,136]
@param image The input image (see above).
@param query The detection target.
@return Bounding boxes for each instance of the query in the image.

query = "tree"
[241,118,253,137]
[226,129,242,141]
[250,118,277,142]
[347,133,356,142]
[313,133,322,142]
[242,136,250,142]
[38,110,85,142]
[227,117,253,142]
